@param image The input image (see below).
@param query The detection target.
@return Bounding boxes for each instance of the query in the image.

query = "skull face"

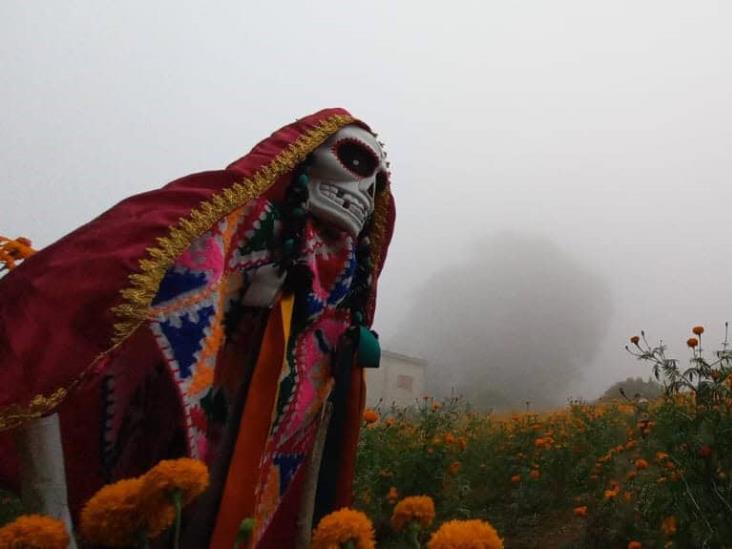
[305,125,387,237]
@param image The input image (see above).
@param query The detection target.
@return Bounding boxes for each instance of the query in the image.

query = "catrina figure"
[0,108,395,548]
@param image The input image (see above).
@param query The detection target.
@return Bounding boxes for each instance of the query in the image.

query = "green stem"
[408,521,422,549]
[172,489,183,549]
[137,529,150,549]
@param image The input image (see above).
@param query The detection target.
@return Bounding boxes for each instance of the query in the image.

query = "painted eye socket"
[334,139,379,178]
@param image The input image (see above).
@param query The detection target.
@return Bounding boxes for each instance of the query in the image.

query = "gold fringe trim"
[0,387,69,431]
[110,113,355,343]
[369,183,392,270]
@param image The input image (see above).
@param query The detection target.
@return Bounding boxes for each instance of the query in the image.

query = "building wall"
[365,350,427,408]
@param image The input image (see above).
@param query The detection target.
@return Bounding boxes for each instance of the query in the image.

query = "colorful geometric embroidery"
[135,193,359,540]
[147,198,280,461]
[252,224,356,540]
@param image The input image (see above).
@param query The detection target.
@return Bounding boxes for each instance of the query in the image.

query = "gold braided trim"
[0,114,355,432]
[0,387,69,431]
[110,113,355,343]
[369,182,392,271]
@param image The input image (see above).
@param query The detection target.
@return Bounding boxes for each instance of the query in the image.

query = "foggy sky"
[3,1,732,403]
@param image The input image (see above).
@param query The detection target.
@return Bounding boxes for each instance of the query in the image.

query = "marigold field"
[355,393,732,548]
[353,328,732,548]
[356,396,732,548]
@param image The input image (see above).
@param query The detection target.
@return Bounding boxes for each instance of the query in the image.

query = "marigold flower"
[661,515,677,536]
[428,519,503,549]
[363,409,379,424]
[141,458,209,507]
[81,477,172,546]
[630,335,640,345]
[445,432,456,445]
[692,326,704,336]
[510,474,521,484]
[626,470,637,480]
[391,495,436,532]
[655,452,669,462]
[448,461,462,476]
[529,469,540,480]
[687,337,699,348]
[573,506,587,518]
[698,445,713,458]
[386,486,399,504]
[0,236,36,272]
[0,514,69,549]
[635,459,649,470]
[604,489,618,500]
[311,507,375,549]
[628,542,642,549]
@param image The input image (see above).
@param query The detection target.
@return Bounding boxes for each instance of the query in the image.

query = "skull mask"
[305,125,387,237]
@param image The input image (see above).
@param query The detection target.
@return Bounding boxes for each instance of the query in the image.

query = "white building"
[365,350,427,408]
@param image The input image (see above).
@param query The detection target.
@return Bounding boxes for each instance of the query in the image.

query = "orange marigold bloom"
[428,519,503,549]
[529,469,540,480]
[698,445,713,458]
[363,409,379,424]
[142,458,208,504]
[386,486,399,504]
[0,236,36,272]
[391,495,436,532]
[628,542,642,549]
[311,507,375,549]
[604,489,618,500]
[661,515,677,536]
[136,458,208,541]
[626,470,638,480]
[0,514,69,549]
[510,474,521,484]
[448,461,462,476]
[625,440,638,450]
[655,452,669,462]
[692,326,704,336]
[635,459,649,470]
[573,506,588,518]
[687,337,699,348]
[445,432,456,445]
[81,477,173,547]
[141,458,209,506]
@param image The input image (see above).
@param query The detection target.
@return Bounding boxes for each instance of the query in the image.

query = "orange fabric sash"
[210,295,293,549]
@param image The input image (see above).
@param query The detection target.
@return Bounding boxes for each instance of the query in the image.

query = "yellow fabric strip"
[280,293,294,344]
